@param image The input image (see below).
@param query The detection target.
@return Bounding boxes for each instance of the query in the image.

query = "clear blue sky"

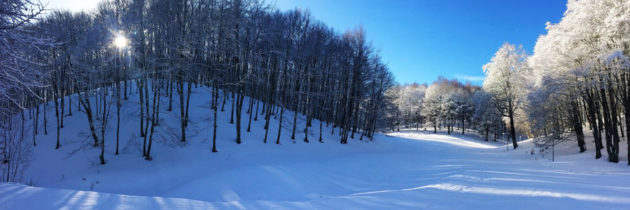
[274,0,567,85]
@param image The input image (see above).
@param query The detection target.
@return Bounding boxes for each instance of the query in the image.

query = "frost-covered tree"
[420,77,477,134]
[0,0,51,118]
[483,43,528,149]
[528,0,630,163]
[391,83,427,130]
[472,91,501,141]
[1,0,51,182]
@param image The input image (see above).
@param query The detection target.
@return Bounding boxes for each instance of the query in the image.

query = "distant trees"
[391,83,426,131]
[472,91,502,141]
[411,77,482,136]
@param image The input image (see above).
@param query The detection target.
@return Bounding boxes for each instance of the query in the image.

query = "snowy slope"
[513,131,629,165]
[2,85,630,209]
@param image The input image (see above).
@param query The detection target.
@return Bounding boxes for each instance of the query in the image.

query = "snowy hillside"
[1,85,630,209]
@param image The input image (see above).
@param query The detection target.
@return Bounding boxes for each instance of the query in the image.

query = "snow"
[2,85,630,209]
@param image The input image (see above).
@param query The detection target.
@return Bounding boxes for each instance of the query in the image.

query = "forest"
[1,0,396,180]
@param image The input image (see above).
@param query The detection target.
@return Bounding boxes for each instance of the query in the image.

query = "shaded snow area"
[2,86,630,209]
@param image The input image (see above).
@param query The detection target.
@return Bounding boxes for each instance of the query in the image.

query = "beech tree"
[483,43,528,149]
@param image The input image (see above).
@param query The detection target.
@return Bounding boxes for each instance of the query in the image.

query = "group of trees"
[389,78,507,141]
[388,83,426,131]
[1,0,51,182]
[420,77,480,136]
[1,0,395,180]
[527,0,630,164]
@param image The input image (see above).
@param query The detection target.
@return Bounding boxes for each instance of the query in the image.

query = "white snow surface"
[2,85,630,209]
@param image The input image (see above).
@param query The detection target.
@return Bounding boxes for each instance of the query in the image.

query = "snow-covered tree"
[483,43,528,149]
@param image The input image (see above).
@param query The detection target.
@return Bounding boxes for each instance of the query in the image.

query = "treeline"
[389,78,508,142]
[1,0,394,179]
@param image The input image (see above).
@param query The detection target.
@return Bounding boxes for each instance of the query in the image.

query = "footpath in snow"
[2,127,630,209]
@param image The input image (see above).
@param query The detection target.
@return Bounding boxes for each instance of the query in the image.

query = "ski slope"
[2,85,629,209]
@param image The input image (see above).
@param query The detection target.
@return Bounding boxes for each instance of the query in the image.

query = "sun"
[113,34,129,49]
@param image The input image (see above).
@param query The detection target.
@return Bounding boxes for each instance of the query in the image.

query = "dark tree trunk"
[571,99,586,152]
[508,99,518,149]
[599,79,616,162]
[178,80,187,142]
[44,90,48,135]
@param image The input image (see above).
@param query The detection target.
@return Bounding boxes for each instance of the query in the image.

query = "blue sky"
[274,0,567,85]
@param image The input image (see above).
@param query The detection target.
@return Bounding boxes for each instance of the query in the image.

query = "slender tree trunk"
[185,81,192,127]
[139,80,145,137]
[212,83,218,152]
[168,77,173,111]
[116,56,121,155]
[146,79,160,160]
[247,98,254,132]
[584,88,602,158]
[276,106,285,145]
[235,88,245,144]
[142,79,149,157]
[53,86,61,149]
[599,80,615,162]
[178,80,186,142]
[508,99,518,149]
[77,90,99,147]
[608,83,620,163]
[44,90,48,135]
[60,88,65,128]
[319,119,323,143]
[254,98,259,121]
[230,91,235,124]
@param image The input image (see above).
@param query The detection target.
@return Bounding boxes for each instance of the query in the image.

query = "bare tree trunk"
[178,80,186,142]
[139,80,145,137]
[235,89,245,144]
[247,97,254,132]
[254,98,259,121]
[53,85,61,149]
[77,89,100,147]
[185,81,192,127]
[608,82,620,163]
[276,106,285,145]
[508,99,518,149]
[168,76,173,111]
[142,79,150,157]
[230,91,235,124]
[571,99,586,152]
[146,79,161,160]
[44,90,48,135]
[319,119,323,143]
[599,80,616,162]
[116,56,121,155]
[212,83,218,152]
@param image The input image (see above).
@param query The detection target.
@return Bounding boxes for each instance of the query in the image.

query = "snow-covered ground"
[2,85,629,209]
